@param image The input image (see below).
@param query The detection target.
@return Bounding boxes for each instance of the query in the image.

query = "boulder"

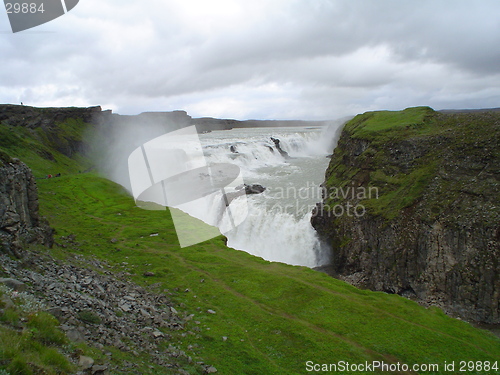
[79,355,95,370]
[244,184,266,195]
[224,184,266,206]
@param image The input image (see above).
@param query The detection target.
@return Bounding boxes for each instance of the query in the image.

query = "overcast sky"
[1,0,500,120]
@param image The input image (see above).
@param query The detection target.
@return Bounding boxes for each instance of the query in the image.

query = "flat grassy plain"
[1,114,500,374]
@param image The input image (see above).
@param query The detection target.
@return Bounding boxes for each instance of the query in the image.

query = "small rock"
[67,329,85,343]
[152,329,164,338]
[207,309,216,314]
[222,336,228,342]
[0,278,26,292]
[119,303,132,312]
[92,364,108,374]
[205,366,218,373]
[143,271,155,277]
[79,355,95,370]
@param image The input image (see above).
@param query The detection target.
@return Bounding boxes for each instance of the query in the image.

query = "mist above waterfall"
[87,112,192,192]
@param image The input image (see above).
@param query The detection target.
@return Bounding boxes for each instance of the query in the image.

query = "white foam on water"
[192,124,343,267]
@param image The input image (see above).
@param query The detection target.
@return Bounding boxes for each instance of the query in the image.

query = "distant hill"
[439,107,500,113]
[192,117,329,131]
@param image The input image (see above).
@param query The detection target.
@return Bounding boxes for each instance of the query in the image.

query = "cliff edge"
[312,107,500,324]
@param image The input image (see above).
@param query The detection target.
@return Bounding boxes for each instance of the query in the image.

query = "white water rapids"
[183,123,342,268]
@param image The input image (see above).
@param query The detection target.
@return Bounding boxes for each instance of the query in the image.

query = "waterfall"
[182,126,340,267]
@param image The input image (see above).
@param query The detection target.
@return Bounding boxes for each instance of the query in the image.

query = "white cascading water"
[185,123,343,268]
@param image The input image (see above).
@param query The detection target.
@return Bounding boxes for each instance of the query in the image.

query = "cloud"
[1,0,500,119]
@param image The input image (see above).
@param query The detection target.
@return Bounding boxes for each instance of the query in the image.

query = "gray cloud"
[1,0,500,119]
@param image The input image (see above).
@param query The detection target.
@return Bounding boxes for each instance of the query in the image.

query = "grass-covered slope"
[0,112,93,176]
[34,172,500,374]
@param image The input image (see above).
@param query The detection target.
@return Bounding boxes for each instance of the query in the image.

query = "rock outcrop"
[0,153,53,257]
[0,104,109,159]
[270,137,290,159]
[224,184,266,206]
[312,107,500,324]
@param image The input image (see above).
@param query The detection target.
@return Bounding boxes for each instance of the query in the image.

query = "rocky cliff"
[0,152,53,257]
[0,104,104,127]
[311,107,500,324]
[0,104,108,158]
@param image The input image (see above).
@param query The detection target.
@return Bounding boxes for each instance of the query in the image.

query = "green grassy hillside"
[1,114,500,374]
[324,107,500,221]
[0,115,92,177]
[35,173,500,374]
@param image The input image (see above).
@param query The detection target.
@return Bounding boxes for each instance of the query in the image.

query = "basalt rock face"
[0,154,53,257]
[311,107,500,324]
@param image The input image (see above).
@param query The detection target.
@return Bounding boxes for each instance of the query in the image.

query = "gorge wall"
[312,107,500,324]
[0,152,53,257]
